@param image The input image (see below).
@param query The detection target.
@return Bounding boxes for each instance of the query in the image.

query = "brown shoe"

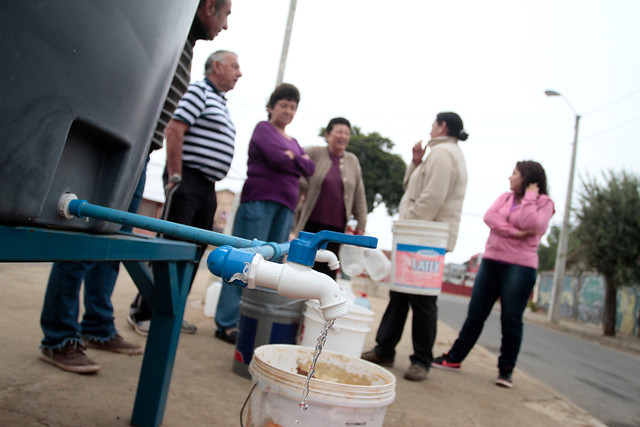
[361,350,394,367]
[39,342,100,374]
[404,364,429,381]
[84,334,143,355]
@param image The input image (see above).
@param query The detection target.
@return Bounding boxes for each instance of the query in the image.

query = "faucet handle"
[288,230,378,267]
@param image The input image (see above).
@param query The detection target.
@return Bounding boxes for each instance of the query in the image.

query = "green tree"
[537,223,584,272]
[573,170,640,336]
[319,126,406,215]
[537,225,561,272]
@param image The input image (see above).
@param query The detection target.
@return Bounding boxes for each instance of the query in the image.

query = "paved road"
[437,293,640,427]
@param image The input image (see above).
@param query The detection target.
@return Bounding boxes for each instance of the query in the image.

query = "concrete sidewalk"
[0,262,606,426]
[523,309,640,358]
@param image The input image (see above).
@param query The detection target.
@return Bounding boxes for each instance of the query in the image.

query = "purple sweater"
[482,190,555,269]
[240,121,315,211]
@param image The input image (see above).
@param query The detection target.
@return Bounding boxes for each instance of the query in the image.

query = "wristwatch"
[169,174,182,184]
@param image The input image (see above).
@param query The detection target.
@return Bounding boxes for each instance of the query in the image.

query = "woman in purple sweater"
[432,161,554,388]
[214,83,315,342]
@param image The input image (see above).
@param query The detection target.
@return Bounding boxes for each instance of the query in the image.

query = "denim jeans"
[214,200,294,331]
[374,291,438,369]
[40,161,147,349]
[447,258,536,372]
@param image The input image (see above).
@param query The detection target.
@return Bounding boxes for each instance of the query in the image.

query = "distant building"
[443,263,466,285]
[442,253,483,297]
[464,253,482,287]
[212,189,235,233]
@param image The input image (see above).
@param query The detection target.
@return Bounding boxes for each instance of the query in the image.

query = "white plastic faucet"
[207,231,378,321]
[243,253,347,321]
[315,249,340,271]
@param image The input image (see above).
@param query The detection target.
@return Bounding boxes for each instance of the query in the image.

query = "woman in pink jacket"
[433,160,554,388]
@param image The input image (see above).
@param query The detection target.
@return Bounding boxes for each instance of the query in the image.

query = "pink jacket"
[482,191,555,269]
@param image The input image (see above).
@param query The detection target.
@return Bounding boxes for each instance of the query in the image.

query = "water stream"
[299,318,335,411]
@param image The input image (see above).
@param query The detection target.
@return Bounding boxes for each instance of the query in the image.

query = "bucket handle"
[239,382,257,427]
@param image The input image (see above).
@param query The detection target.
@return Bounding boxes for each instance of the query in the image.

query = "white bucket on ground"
[248,344,396,427]
[297,301,374,358]
[391,219,449,295]
[203,280,222,318]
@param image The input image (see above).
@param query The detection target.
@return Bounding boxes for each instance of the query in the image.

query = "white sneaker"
[181,319,197,334]
[127,314,150,337]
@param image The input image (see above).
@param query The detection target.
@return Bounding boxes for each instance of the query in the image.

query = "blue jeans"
[40,161,147,349]
[215,200,294,331]
[447,258,536,372]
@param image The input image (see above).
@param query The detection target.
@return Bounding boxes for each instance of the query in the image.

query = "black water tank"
[0,0,199,232]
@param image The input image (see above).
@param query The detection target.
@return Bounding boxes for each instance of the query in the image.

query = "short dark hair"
[515,160,549,197]
[326,117,351,134]
[266,83,300,118]
[214,0,227,14]
[267,83,300,108]
[436,112,468,141]
[199,0,228,14]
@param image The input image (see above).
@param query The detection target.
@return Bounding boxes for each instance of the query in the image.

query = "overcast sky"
[144,0,640,264]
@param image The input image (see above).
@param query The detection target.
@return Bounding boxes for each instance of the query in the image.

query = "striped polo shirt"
[173,79,236,182]
[149,16,208,151]
[148,39,194,151]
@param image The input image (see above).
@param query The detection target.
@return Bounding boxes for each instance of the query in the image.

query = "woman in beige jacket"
[362,111,468,382]
[292,117,367,279]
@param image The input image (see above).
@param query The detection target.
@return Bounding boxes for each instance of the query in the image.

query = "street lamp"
[545,89,581,323]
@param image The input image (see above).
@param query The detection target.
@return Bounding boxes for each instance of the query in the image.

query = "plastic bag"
[339,244,365,277]
[363,248,391,282]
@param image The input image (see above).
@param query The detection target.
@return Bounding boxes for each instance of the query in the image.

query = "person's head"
[205,50,241,92]
[325,117,351,156]
[430,112,469,141]
[197,0,232,40]
[510,160,548,197]
[267,83,300,128]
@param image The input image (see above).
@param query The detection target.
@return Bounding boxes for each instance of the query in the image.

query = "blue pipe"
[67,199,287,260]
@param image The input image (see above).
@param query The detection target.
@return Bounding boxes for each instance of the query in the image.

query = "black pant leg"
[409,294,438,368]
[374,290,410,358]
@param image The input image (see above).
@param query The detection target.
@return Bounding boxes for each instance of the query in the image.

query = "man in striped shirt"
[128,50,241,336]
[164,50,241,196]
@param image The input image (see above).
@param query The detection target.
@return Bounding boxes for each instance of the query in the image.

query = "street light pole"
[545,90,581,323]
[276,0,297,86]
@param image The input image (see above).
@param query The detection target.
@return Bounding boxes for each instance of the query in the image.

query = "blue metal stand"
[0,225,200,427]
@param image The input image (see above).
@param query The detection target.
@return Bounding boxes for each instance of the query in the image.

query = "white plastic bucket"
[297,301,374,358]
[391,219,449,295]
[203,280,222,318]
[248,344,396,427]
